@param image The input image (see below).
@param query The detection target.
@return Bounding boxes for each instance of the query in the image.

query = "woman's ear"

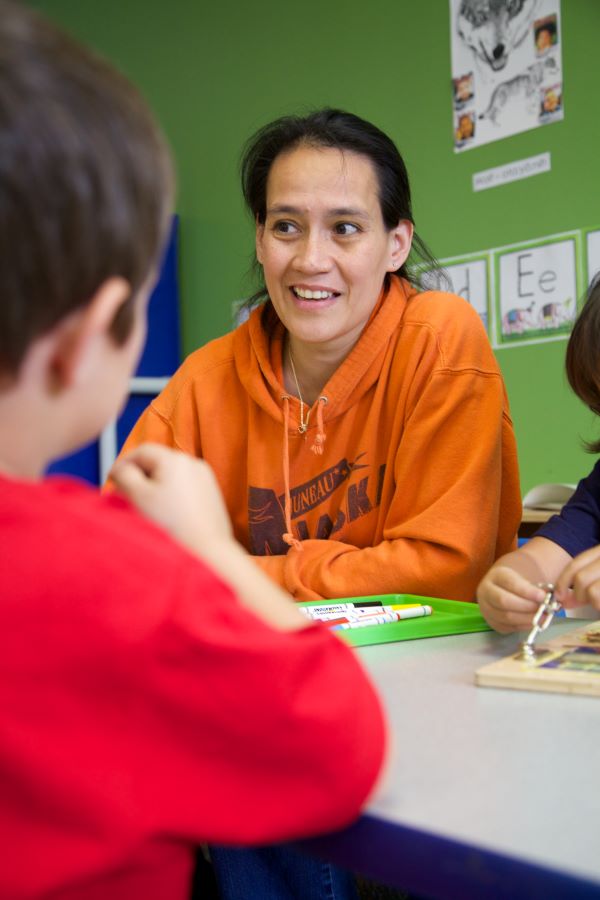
[388,220,414,272]
[49,277,132,388]
[255,216,265,265]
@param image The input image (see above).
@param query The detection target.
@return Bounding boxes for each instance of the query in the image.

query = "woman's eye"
[273,220,299,235]
[334,222,359,236]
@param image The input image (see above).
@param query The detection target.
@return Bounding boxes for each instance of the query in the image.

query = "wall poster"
[450,0,563,152]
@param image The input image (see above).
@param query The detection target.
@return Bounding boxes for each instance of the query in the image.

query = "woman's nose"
[293,233,332,273]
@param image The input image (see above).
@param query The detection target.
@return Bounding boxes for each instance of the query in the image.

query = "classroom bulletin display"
[420,225,600,350]
[450,0,564,153]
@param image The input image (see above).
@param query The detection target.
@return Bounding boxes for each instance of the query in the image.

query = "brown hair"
[240,108,440,308]
[0,0,174,376]
[565,275,600,452]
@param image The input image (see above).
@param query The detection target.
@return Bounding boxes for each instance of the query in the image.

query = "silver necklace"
[288,347,311,433]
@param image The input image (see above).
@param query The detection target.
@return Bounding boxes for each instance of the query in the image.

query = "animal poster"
[585,229,600,285]
[450,0,564,152]
[495,234,578,345]
[419,256,490,336]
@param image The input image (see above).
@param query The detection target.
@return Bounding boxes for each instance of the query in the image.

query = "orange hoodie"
[120,276,521,602]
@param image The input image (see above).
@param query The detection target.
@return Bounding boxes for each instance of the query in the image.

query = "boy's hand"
[111,443,308,632]
[554,545,600,610]
[110,443,232,553]
[477,566,547,634]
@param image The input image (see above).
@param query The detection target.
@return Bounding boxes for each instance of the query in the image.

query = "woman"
[120,108,521,898]
[122,108,520,604]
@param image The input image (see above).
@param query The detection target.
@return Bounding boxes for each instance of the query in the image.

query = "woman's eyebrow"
[266,204,370,219]
[329,207,370,219]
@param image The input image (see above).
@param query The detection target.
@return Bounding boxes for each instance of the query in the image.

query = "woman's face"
[256,145,412,358]
[543,90,559,113]
[536,28,552,51]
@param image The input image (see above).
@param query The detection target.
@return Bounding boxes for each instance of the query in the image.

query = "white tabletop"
[300,620,600,898]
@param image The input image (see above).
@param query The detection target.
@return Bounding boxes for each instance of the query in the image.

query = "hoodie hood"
[232,276,418,428]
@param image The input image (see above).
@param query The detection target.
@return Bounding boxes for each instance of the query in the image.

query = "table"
[299,621,600,899]
[519,508,554,538]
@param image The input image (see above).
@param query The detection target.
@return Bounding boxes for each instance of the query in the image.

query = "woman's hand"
[110,442,233,554]
[477,565,547,633]
[554,545,600,610]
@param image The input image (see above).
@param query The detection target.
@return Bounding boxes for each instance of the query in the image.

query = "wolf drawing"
[479,55,559,124]
[457,0,540,73]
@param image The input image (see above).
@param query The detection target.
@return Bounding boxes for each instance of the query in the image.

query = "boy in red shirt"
[0,3,386,897]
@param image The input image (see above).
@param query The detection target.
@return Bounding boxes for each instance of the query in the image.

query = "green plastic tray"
[298,593,491,647]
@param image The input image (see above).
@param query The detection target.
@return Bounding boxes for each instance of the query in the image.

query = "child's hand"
[110,443,233,554]
[554,545,600,610]
[111,443,308,632]
[477,565,548,633]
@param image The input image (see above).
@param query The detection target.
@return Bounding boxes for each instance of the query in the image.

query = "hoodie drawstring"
[281,396,303,551]
[280,395,329,548]
[310,396,328,455]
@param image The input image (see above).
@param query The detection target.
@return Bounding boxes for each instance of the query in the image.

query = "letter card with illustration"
[585,228,600,285]
[420,255,490,338]
[494,233,579,346]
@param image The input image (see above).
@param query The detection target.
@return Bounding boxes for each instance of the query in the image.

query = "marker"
[302,600,423,614]
[300,602,425,620]
[331,605,433,630]
[303,605,423,623]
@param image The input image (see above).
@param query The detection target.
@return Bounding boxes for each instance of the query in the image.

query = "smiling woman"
[118,108,522,897]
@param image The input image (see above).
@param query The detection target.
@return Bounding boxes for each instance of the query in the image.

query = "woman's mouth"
[291,286,339,301]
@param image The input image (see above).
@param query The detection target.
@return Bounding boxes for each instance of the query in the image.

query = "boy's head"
[0,0,174,381]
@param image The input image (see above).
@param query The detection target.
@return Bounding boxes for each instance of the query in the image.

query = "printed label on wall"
[449,0,564,152]
[495,236,577,345]
[472,152,551,192]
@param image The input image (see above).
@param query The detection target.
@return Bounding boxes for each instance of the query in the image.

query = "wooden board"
[475,621,600,697]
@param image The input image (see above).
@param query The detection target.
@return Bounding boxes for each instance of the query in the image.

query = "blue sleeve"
[535,459,600,557]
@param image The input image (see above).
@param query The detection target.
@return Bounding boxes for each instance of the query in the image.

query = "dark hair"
[565,275,600,453]
[240,108,439,306]
[0,0,174,377]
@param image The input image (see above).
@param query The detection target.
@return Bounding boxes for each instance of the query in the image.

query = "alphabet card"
[419,255,490,336]
[476,621,600,697]
[585,229,600,285]
[495,234,579,345]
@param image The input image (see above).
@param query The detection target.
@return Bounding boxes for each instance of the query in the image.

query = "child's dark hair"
[0,0,174,377]
[240,108,439,306]
[565,275,600,452]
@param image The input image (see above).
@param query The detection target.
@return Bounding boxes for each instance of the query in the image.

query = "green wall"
[33,0,600,492]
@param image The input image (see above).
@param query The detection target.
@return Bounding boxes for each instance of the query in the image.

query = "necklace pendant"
[298,423,308,434]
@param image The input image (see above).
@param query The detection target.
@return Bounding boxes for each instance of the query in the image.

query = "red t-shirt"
[0,474,385,899]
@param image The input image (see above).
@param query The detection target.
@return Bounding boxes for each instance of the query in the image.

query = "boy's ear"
[50,277,132,389]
